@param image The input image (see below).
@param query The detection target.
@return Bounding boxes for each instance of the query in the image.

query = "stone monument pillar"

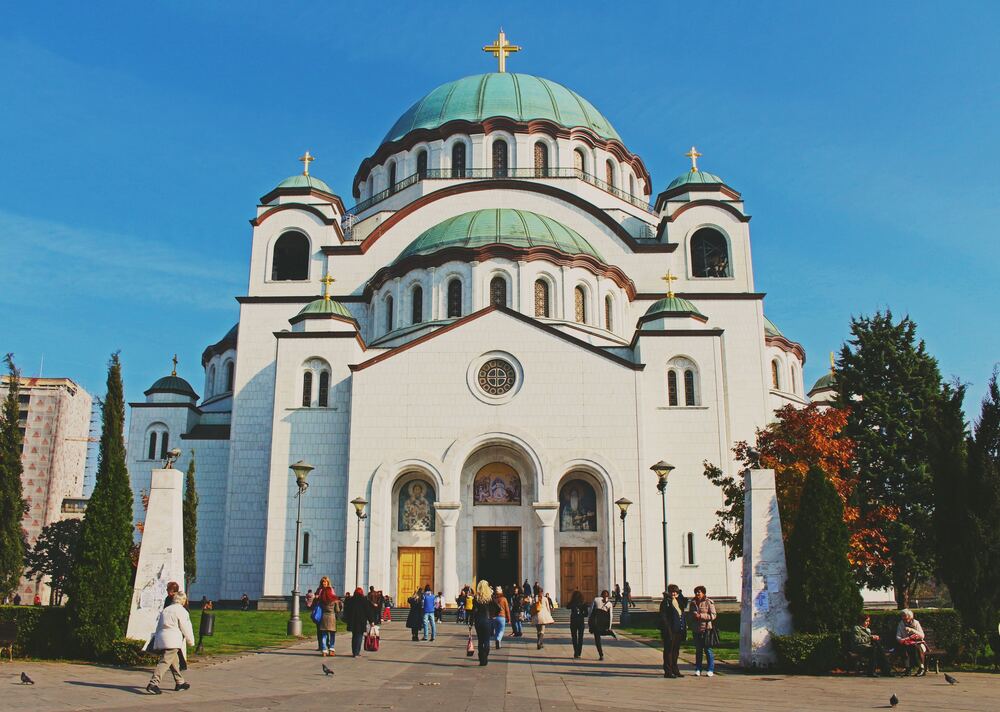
[126,468,185,642]
[533,503,558,601]
[739,468,793,668]
[435,502,461,606]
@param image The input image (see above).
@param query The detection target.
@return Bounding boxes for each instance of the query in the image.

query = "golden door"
[397,547,434,603]
[560,547,598,604]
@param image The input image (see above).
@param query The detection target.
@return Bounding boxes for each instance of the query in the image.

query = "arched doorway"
[391,474,437,603]
[556,472,607,603]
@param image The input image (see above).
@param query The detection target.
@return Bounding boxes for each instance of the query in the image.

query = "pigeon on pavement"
[890,693,899,707]
[322,664,334,676]
[20,672,34,685]
[944,673,958,685]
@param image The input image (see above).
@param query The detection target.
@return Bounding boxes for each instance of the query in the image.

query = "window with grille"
[451,143,466,178]
[534,279,550,317]
[490,276,507,307]
[416,150,428,178]
[159,432,170,459]
[225,362,234,392]
[302,532,310,564]
[771,360,780,389]
[533,142,549,175]
[691,228,731,277]
[318,371,329,407]
[411,285,423,324]
[684,369,696,406]
[667,370,678,406]
[685,532,696,565]
[302,371,313,407]
[574,286,586,323]
[385,295,394,333]
[447,279,462,318]
[388,162,397,191]
[492,140,509,177]
[574,149,585,175]
[606,160,615,188]
[604,295,613,330]
[148,432,157,460]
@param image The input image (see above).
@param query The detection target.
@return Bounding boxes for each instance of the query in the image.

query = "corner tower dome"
[382,73,622,145]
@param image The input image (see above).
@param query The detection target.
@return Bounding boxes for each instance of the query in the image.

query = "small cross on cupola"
[685,146,703,173]
[661,270,679,298]
[321,273,335,301]
[483,28,521,73]
[171,354,178,377]
[298,150,315,176]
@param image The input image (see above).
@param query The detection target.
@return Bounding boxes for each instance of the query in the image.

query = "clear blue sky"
[2,1,997,419]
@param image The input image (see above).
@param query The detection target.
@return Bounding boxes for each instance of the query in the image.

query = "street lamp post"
[287,460,314,636]
[650,461,675,595]
[351,497,368,589]
[615,497,632,624]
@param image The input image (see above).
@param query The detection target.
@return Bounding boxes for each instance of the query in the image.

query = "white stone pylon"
[739,468,793,669]
[126,468,185,643]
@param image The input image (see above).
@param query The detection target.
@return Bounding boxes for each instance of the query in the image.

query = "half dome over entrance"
[397,208,604,261]
[382,73,622,145]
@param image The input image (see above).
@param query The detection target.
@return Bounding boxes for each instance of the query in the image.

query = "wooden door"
[397,547,434,603]
[560,547,598,604]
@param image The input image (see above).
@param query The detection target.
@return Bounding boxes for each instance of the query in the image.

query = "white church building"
[127,38,830,606]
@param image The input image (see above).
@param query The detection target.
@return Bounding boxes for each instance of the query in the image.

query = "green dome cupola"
[292,274,355,324]
[644,294,705,319]
[273,151,334,195]
[397,208,604,262]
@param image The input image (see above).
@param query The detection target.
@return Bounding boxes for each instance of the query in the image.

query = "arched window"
[388,162,397,192]
[771,360,781,390]
[411,285,423,324]
[667,371,678,406]
[385,295,394,333]
[451,143,466,178]
[447,278,462,318]
[629,174,636,197]
[574,148,586,175]
[490,276,507,307]
[691,228,732,278]
[148,431,157,460]
[684,532,697,566]
[605,159,616,188]
[416,150,428,178]
[225,361,235,392]
[684,369,697,406]
[159,431,170,459]
[492,140,509,177]
[534,279,550,318]
[207,365,216,397]
[318,371,329,407]
[533,142,549,176]
[604,295,614,331]
[302,531,310,564]
[301,371,313,407]
[667,357,700,406]
[789,364,797,394]
[271,231,309,281]
[574,286,587,323]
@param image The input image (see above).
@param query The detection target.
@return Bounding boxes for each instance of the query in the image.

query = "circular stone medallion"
[477,359,516,396]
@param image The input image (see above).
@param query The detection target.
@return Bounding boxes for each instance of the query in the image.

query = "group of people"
[463,580,558,665]
[851,609,930,677]
[309,578,389,657]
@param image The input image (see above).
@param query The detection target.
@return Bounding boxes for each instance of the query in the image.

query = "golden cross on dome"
[483,28,521,73]
[171,354,178,377]
[685,146,703,173]
[829,351,836,373]
[661,270,679,298]
[321,273,335,301]
[298,151,315,176]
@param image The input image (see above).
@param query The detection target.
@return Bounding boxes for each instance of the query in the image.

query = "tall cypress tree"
[65,353,134,656]
[785,466,863,633]
[835,311,945,608]
[0,354,27,598]
[183,451,198,591]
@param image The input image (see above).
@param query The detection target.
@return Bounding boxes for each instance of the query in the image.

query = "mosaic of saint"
[473,463,522,505]
[398,479,435,531]
[559,478,597,531]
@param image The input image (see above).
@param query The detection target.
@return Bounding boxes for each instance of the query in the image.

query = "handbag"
[705,624,721,648]
[466,632,475,656]
[311,604,323,625]
[364,631,380,651]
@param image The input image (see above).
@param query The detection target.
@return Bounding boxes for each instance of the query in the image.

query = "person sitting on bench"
[852,614,893,676]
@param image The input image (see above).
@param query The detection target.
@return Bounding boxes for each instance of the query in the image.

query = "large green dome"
[398,208,603,261]
[383,73,622,144]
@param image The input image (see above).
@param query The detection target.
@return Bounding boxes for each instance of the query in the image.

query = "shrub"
[772,632,841,674]
[103,638,157,667]
[0,605,71,659]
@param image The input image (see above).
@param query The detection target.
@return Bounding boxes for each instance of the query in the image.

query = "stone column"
[533,503,559,601]
[435,502,461,606]
[739,469,793,669]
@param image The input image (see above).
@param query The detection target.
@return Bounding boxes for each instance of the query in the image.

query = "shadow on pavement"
[65,680,148,695]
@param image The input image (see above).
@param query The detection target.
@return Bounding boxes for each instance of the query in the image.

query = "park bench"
[889,625,943,674]
[0,621,16,661]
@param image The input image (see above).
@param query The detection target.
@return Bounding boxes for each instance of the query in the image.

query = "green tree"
[65,353,134,656]
[835,311,946,608]
[183,451,198,591]
[785,466,863,633]
[0,354,28,599]
[24,518,82,605]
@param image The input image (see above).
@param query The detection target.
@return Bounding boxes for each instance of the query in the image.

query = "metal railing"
[344,166,655,217]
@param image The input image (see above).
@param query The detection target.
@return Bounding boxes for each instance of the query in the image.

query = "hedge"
[772,633,841,674]
[0,605,70,658]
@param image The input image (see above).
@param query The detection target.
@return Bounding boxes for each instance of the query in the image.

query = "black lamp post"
[287,460,314,636]
[351,497,368,589]
[615,497,632,624]
[650,461,675,595]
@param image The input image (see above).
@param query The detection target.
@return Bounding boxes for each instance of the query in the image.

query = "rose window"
[478,359,516,396]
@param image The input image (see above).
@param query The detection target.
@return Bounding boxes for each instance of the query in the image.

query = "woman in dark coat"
[568,590,588,659]
[343,587,376,657]
[405,588,423,641]
[658,584,688,678]
[471,580,501,666]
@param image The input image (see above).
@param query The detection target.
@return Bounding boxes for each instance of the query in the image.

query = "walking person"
[510,585,524,638]
[315,577,341,657]
[658,585,688,678]
[464,585,474,624]
[435,591,444,623]
[523,579,532,597]
[405,588,423,641]
[471,580,500,666]
[304,589,315,608]
[493,586,511,649]
[688,585,717,677]
[344,587,375,657]
[146,591,194,694]
[568,590,588,659]
[421,585,437,641]
[532,585,555,649]
[456,588,467,623]
[589,590,614,660]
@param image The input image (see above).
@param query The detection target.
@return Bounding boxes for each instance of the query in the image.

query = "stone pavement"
[1,620,997,711]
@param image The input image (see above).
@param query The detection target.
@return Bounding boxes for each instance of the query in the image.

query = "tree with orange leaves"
[703,403,891,582]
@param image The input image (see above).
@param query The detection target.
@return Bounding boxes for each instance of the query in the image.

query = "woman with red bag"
[344,587,376,657]
[314,577,341,657]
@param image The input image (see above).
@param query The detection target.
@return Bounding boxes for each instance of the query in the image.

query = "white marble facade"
[127,67,824,605]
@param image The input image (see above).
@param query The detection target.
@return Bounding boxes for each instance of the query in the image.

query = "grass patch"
[188,610,344,657]
[619,626,741,661]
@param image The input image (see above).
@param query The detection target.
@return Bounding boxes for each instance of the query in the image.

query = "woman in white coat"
[531,585,555,649]
[147,591,196,695]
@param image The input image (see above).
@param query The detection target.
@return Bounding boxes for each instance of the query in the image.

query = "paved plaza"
[2,621,996,711]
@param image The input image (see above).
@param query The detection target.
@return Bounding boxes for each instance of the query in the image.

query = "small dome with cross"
[274,151,335,194]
